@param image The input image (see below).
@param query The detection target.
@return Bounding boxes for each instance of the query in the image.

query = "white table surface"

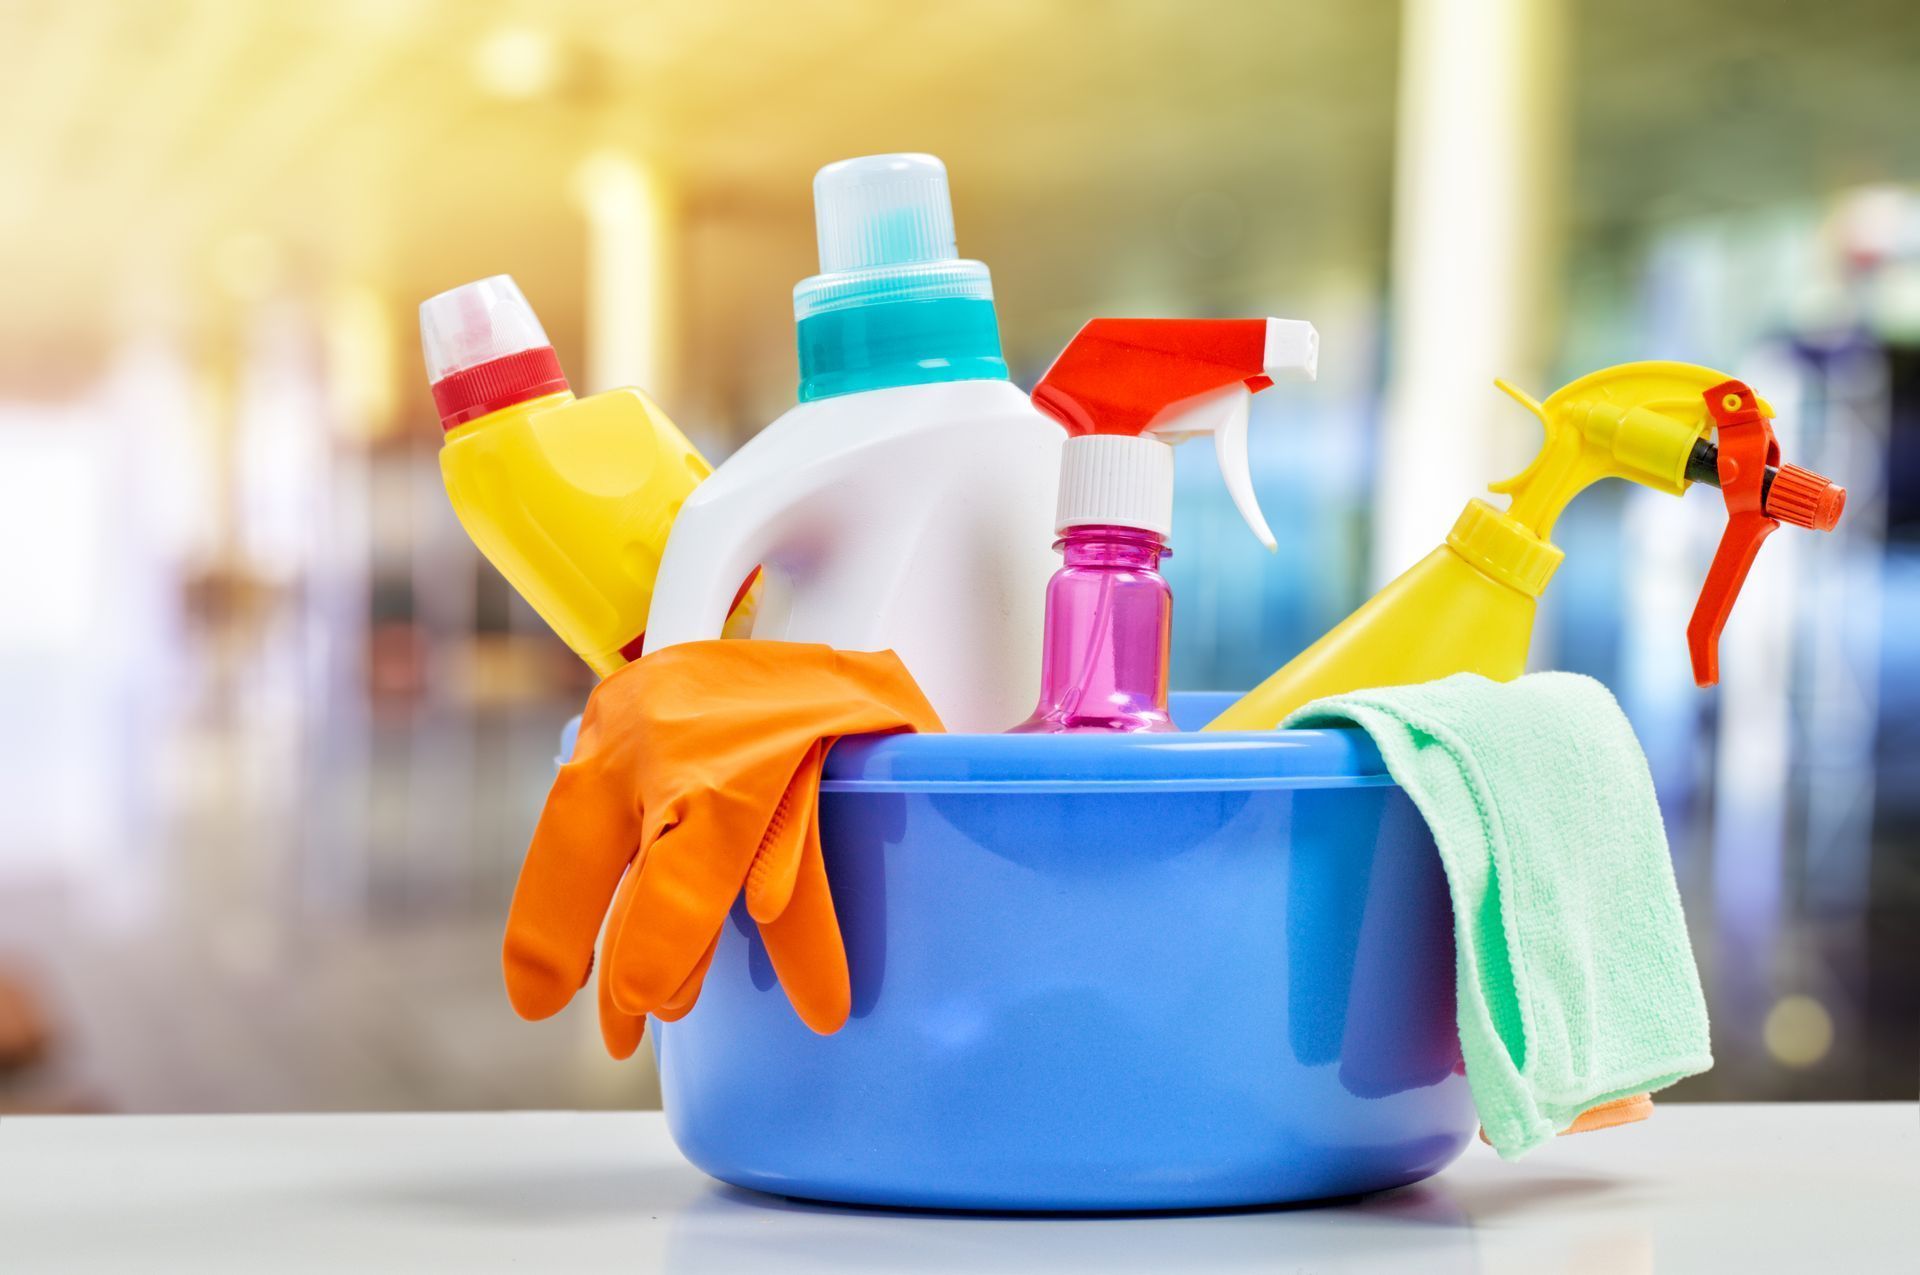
[1,1103,1913,1273]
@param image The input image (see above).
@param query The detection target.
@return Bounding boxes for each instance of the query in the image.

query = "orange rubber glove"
[503,641,943,1058]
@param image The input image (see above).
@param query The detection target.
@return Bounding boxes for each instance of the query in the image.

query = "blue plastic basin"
[628,693,1475,1211]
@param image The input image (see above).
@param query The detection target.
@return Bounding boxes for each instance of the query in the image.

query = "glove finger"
[606,823,760,1015]
[596,957,648,1061]
[504,758,643,1022]
[758,798,850,1034]
[594,867,650,1060]
[593,857,720,1046]
[653,933,721,1023]
[745,743,825,924]
[609,855,720,1024]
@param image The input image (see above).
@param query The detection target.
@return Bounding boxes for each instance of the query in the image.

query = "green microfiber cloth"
[1286,671,1713,1159]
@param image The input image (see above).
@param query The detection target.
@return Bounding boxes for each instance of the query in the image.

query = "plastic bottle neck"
[795,296,1008,402]
[1058,524,1169,569]
[1444,499,1563,598]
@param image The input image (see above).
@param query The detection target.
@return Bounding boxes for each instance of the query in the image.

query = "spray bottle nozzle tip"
[1766,465,1846,531]
[1263,318,1319,381]
[1816,484,1847,531]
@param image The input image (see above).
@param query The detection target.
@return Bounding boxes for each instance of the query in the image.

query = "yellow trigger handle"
[1482,361,1768,541]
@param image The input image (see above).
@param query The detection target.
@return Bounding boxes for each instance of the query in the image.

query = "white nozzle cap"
[419,275,551,383]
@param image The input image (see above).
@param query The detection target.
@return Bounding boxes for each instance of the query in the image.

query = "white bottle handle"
[642,500,771,655]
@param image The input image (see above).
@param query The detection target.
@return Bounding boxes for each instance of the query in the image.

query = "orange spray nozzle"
[1685,380,1846,686]
[1761,463,1847,531]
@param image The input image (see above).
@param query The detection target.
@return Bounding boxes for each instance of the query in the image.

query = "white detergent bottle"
[644,154,1063,730]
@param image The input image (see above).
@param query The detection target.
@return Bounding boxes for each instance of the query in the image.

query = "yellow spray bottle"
[421,275,750,677]
[1207,361,1847,731]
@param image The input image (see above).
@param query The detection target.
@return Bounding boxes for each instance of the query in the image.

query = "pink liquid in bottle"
[1011,524,1175,733]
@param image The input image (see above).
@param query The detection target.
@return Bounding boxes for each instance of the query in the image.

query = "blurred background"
[1,0,1915,1114]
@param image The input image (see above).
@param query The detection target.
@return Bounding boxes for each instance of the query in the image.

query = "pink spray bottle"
[1010,318,1319,733]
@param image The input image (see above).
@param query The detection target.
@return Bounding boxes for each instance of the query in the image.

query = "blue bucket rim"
[557,691,1388,793]
[818,726,1390,793]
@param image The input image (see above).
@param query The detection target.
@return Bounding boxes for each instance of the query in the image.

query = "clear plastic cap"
[419,274,552,383]
[794,154,994,320]
[814,153,957,272]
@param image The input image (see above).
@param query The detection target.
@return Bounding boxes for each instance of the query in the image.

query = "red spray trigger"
[1031,319,1276,436]
[1685,380,1845,686]
[1031,318,1318,548]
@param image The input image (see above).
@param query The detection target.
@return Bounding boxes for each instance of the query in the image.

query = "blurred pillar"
[574,151,675,400]
[1374,0,1565,581]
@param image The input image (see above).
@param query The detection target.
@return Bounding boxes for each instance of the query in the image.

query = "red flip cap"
[431,346,569,430]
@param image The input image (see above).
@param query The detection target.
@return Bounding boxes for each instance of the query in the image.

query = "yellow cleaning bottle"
[1207,362,1846,731]
[421,275,748,676]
